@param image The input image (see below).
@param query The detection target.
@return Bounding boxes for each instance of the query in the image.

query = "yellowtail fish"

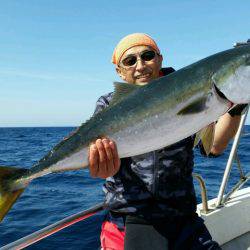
[1,44,250,221]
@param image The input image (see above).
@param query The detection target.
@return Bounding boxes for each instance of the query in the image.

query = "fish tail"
[0,166,28,222]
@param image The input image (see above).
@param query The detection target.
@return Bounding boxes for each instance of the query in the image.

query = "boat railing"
[192,173,209,213]
[196,39,250,212]
[195,105,249,213]
[0,203,105,250]
[216,106,249,207]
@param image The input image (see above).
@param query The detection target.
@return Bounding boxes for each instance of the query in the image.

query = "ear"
[159,54,163,65]
[116,66,126,81]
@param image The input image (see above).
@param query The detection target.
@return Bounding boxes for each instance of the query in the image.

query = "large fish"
[1,44,250,222]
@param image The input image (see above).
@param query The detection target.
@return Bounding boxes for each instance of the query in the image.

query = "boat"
[1,41,250,250]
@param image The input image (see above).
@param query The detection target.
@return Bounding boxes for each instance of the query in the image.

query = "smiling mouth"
[136,73,151,79]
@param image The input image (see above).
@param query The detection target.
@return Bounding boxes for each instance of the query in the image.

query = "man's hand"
[88,138,121,178]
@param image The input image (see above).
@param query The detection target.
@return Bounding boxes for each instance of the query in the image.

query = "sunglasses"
[120,50,158,67]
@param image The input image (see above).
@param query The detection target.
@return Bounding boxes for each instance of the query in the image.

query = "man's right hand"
[88,138,121,178]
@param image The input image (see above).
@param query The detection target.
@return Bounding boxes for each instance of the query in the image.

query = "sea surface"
[0,126,249,249]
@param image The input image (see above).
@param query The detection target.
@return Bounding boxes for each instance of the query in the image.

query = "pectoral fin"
[177,96,208,115]
[194,123,215,155]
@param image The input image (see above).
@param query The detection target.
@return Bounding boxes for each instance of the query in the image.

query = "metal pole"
[193,173,209,213]
[234,152,245,178]
[0,202,104,250]
[216,107,249,207]
[222,173,250,204]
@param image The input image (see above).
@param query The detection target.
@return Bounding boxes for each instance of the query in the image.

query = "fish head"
[213,45,250,104]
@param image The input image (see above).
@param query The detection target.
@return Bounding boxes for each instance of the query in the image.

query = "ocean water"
[0,126,249,249]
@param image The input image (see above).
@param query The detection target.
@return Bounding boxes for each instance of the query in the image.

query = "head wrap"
[112,33,161,65]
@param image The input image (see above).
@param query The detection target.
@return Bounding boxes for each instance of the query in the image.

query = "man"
[88,33,244,250]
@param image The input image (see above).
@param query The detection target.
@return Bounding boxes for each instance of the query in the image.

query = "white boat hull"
[197,187,250,249]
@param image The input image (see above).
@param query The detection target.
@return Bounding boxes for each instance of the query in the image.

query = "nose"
[135,58,146,71]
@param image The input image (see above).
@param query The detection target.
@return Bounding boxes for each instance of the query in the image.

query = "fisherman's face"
[116,45,163,85]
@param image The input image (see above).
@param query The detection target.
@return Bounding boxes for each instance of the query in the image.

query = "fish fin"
[110,82,141,106]
[177,96,208,115]
[194,130,202,148]
[0,166,28,222]
[196,123,215,155]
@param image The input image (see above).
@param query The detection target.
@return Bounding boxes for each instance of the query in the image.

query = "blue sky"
[0,1,249,127]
